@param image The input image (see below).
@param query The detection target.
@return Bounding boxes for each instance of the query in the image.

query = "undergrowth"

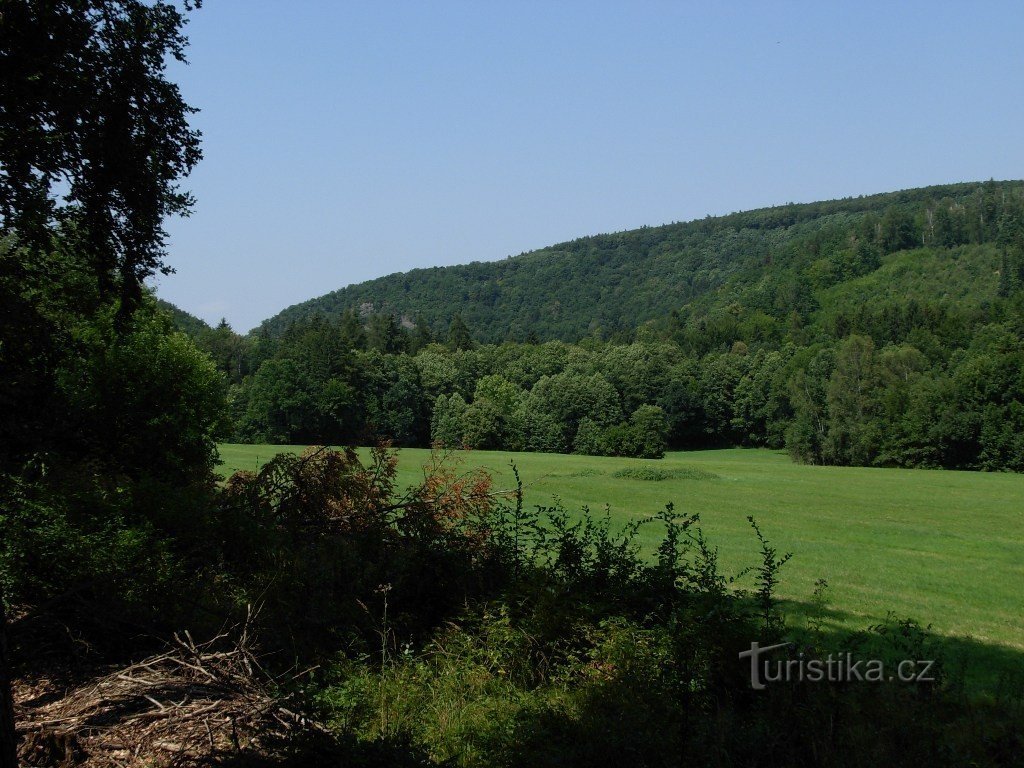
[267,450,1021,767]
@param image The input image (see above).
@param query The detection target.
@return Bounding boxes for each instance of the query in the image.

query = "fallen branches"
[15,617,324,767]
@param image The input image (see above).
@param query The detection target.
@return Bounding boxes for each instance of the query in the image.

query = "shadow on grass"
[477,609,1024,768]
[777,596,1024,698]
[216,731,436,768]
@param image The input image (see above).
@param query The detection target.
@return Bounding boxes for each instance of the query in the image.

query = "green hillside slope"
[155,297,210,336]
[259,180,1022,342]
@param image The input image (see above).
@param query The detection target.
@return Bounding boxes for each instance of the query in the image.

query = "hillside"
[259,180,1023,342]
[155,297,210,336]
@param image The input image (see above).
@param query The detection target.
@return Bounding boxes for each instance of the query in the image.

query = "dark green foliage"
[603,405,669,458]
[447,313,474,351]
[456,399,501,450]
[0,0,202,321]
[234,316,363,444]
[531,371,623,446]
[359,351,427,446]
[69,311,228,480]
[786,347,836,464]
[260,181,1022,344]
[0,298,227,636]
[572,418,609,456]
[155,298,210,337]
[195,318,250,384]
[430,393,467,448]
[224,181,1024,470]
[1,192,222,642]
[230,297,1024,468]
[824,334,881,465]
[0,0,223,654]
[410,313,434,352]
[514,403,568,454]
[368,313,410,354]
[339,308,368,349]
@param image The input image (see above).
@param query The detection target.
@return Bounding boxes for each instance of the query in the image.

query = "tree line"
[194,259,1024,471]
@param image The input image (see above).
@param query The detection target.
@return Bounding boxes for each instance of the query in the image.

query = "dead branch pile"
[15,621,324,767]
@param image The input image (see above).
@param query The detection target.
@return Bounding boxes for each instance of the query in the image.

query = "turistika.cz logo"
[739,641,937,690]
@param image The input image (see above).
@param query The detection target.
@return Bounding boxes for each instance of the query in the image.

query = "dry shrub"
[222,444,498,546]
[217,445,509,660]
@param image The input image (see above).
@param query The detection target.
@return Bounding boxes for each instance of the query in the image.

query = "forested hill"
[156,298,210,336]
[259,180,1023,342]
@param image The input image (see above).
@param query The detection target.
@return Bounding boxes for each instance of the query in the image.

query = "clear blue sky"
[155,1,1024,331]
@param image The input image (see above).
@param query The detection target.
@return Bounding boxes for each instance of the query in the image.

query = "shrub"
[572,418,610,456]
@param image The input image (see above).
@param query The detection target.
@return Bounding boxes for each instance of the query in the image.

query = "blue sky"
[155,1,1024,331]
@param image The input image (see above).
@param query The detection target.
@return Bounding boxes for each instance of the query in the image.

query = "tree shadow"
[488,606,1024,768]
[776,596,1024,697]
[459,592,1024,768]
[215,730,436,768]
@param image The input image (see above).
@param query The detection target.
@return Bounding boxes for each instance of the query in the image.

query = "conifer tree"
[447,313,474,351]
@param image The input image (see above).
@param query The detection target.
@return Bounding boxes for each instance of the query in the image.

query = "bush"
[0,304,227,635]
[218,446,502,659]
[572,418,610,456]
[627,405,669,459]
[600,406,670,459]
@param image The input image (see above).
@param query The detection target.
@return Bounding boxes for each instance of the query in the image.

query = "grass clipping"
[16,621,325,767]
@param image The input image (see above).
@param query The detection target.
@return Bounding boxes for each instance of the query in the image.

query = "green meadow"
[218,444,1024,684]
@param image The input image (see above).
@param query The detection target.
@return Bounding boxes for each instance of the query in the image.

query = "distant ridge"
[155,298,210,336]
[258,180,1023,342]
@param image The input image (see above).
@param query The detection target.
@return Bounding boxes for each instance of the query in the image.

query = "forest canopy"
[185,181,1024,470]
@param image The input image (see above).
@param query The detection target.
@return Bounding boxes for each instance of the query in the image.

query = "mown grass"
[218,444,1024,687]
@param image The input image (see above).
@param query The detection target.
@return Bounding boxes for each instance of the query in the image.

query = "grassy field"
[218,444,1024,685]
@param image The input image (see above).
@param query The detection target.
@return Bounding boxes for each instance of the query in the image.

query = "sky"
[154,1,1024,332]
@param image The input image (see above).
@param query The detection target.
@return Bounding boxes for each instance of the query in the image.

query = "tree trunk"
[0,598,18,768]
